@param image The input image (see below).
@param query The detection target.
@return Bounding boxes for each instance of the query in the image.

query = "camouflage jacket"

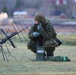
[28,18,57,41]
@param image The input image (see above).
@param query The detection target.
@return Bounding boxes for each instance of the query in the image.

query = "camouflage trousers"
[27,40,57,56]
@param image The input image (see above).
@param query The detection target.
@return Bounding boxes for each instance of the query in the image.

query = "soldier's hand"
[37,23,43,31]
[32,32,40,37]
[37,23,45,35]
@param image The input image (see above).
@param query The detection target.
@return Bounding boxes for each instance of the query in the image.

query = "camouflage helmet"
[34,12,45,22]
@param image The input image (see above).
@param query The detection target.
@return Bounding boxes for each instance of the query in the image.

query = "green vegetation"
[2,6,9,15]
[15,0,22,9]
[57,34,76,45]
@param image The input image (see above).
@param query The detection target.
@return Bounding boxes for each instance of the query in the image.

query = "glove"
[37,23,46,37]
[32,32,40,37]
[37,23,45,34]
[37,23,43,30]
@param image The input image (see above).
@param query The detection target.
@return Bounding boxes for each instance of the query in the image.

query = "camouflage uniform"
[27,12,58,56]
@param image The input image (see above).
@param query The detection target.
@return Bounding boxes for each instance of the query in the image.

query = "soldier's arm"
[47,23,57,38]
[40,23,57,40]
